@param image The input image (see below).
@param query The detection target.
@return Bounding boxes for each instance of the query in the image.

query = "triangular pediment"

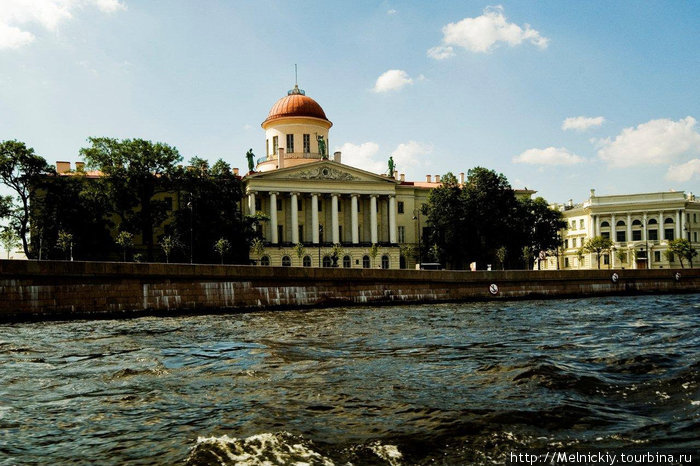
[246,160,398,184]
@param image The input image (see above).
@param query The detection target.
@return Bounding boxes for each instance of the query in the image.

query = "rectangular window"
[654,251,661,262]
[298,199,303,211]
[601,232,610,239]
[298,225,303,241]
[277,225,283,242]
[286,134,294,153]
[695,232,698,242]
[338,225,343,241]
[648,229,658,241]
[277,199,282,211]
[579,219,584,230]
[255,198,261,211]
[694,213,697,223]
[571,220,576,229]
[303,134,310,153]
[616,231,626,242]
[632,230,642,241]
[603,254,609,265]
[398,226,405,243]
[665,228,674,241]
[318,200,322,212]
[272,136,278,155]
[564,239,569,249]
[266,139,269,156]
[398,201,404,214]
[337,200,342,212]
[565,257,569,268]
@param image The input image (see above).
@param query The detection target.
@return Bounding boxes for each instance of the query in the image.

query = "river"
[1,294,698,464]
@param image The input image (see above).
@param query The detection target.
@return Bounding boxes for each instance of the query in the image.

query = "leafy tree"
[0,140,54,257]
[115,231,135,262]
[0,195,12,220]
[369,243,380,268]
[0,227,20,259]
[250,238,265,259]
[521,197,567,268]
[576,247,586,269]
[294,242,306,262]
[331,243,343,267]
[495,246,507,270]
[159,235,181,263]
[56,230,73,260]
[522,246,532,270]
[668,238,697,268]
[584,236,613,269]
[423,172,466,268]
[214,238,231,264]
[81,137,182,261]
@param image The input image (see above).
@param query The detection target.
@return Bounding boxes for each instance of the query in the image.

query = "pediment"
[247,161,398,184]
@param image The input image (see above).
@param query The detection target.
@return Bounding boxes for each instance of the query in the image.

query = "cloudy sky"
[1,0,698,203]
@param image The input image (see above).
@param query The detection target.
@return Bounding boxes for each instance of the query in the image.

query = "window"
[664,217,674,224]
[564,239,569,249]
[277,225,284,241]
[603,254,609,265]
[601,221,610,228]
[601,232,610,239]
[695,232,698,242]
[286,134,294,153]
[255,198,261,211]
[400,255,406,269]
[303,255,311,267]
[565,257,570,268]
[298,225,303,242]
[648,218,657,225]
[318,200,322,212]
[322,256,332,267]
[277,199,282,211]
[579,219,584,230]
[339,226,343,241]
[398,201,404,214]
[337,200,342,212]
[303,134,310,153]
[571,220,576,229]
[343,255,351,268]
[616,231,626,242]
[297,198,303,211]
[398,226,405,243]
[632,219,642,226]
[654,251,661,262]
[272,136,278,155]
[260,256,270,266]
[381,255,389,269]
[668,252,675,263]
[648,229,658,241]
[694,213,697,223]
[616,220,625,227]
[266,139,269,156]
[282,256,291,267]
[362,255,370,268]
[665,229,674,241]
[632,230,642,241]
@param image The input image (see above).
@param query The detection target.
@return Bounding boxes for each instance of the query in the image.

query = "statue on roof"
[245,149,255,173]
[317,135,327,159]
[387,156,395,176]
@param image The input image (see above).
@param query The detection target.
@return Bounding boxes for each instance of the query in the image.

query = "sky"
[0,0,699,205]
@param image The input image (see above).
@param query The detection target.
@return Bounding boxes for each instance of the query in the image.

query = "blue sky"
[0,0,698,203]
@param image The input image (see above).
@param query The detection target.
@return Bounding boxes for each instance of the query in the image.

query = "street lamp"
[318,224,323,267]
[187,195,194,264]
[413,211,422,268]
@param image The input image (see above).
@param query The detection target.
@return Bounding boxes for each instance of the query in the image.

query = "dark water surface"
[1,294,698,465]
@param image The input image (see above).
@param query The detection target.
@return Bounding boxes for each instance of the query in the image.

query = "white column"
[312,194,319,244]
[659,211,664,240]
[681,210,687,240]
[291,193,299,244]
[370,195,378,244]
[595,215,600,237]
[269,192,278,244]
[331,193,339,244]
[642,212,647,242]
[389,196,397,244]
[351,194,359,244]
[248,192,256,215]
[627,213,632,243]
[676,210,681,240]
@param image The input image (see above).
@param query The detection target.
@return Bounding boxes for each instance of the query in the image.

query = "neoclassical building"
[547,190,700,270]
[244,84,445,269]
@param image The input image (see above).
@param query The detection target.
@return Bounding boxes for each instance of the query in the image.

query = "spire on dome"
[288,64,305,95]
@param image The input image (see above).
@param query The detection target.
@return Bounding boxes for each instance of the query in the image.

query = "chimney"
[426,175,432,183]
[277,148,285,169]
[56,161,70,173]
[393,170,398,180]
[590,188,596,198]
[459,172,465,184]
[233,167,239,176]
[435,174,441,183]
[568,199,573,207]
[334,151,342,163]
[75,162,85,172]
[400,173,405,182]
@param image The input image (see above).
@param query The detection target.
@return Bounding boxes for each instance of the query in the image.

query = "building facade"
[548,190,700,270]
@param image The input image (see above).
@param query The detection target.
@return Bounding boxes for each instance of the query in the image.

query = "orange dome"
[262,86,331,126]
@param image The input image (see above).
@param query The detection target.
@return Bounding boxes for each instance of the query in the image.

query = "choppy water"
[1,294,698,465]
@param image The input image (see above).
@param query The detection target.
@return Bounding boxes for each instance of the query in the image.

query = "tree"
[115,231,134,262]
[576,247,586,269]
[250,238,265,262]
[214,238,231,264]
[668,238,697,268]
[584,236,613,269]
[521,197,567,269]
[331,243,343,267]
[81,137,182,261]
[423,172,467,268]
[369,243,380,268]
[0,227,20,259]
[496,246,507,270]
[159,235,181,263]
[294,242,306,263]
[0,140,54,257]
[522,246,532,270]
[56,230,73,260]
[0,195,12,221]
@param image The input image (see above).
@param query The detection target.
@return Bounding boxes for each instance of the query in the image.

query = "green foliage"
[0,140,54,257]
[522,246,532,270]
[369,243,380,267]
[115,231,134,261]
[584,236,613,269]
[0,227,20,259]
[0,195,12,220]
[56,230,73,260]
[294,242,306,259]
[668,238,697,268]
[331,243,343,267]
[159,235,181,263]
[495,246,507,270]
[250,238,265,257]
[133,253,144,263]
[213,238,232,264]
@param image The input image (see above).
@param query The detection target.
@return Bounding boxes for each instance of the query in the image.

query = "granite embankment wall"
[1,260,699,321]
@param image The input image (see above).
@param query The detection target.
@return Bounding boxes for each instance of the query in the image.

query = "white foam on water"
[368,441,403,465]
[188,432,334,466]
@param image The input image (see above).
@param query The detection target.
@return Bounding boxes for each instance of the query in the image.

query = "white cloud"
[597,116,700,168]
[335,142,384,173]
[562,116,605,132]
[428,6,548,57]
[387,9,397,15]
[390,141,432,169]
[0,0,126,50]
[373,69,413,93]
[513,147,584,165]
[666,159,700,183]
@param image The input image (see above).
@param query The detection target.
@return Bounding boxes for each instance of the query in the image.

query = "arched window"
[362,255,370,268]
[260,256,270,266]
[342,255,351,268]
[281,255,291,267]
[303,255,311,267]
[664,217,674,224]
[648,219,658,225]
[381,255,389,269]
[600,221,610,228]
[616,220,626,227]
[632,219,642,226]
[322,255,332,267]
[400,255,406,269]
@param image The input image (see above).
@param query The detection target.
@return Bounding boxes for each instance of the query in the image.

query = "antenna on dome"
[288,64,305,96]
[295,64,298,86]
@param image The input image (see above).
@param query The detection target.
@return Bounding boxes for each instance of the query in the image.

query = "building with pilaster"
[549,190,700,270]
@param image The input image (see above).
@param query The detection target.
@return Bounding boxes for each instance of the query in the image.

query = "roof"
[262,85,331,126]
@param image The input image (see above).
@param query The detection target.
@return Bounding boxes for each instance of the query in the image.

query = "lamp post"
[413,211,422,269]
[187,195,194,264]
[318,224,323,268]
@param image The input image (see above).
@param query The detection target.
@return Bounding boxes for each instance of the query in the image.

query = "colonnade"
[247,191,397,245]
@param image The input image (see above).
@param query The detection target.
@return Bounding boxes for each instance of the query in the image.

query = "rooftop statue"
[245,149,255,173]
[388,156,395,176]
[317,135,327,159]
